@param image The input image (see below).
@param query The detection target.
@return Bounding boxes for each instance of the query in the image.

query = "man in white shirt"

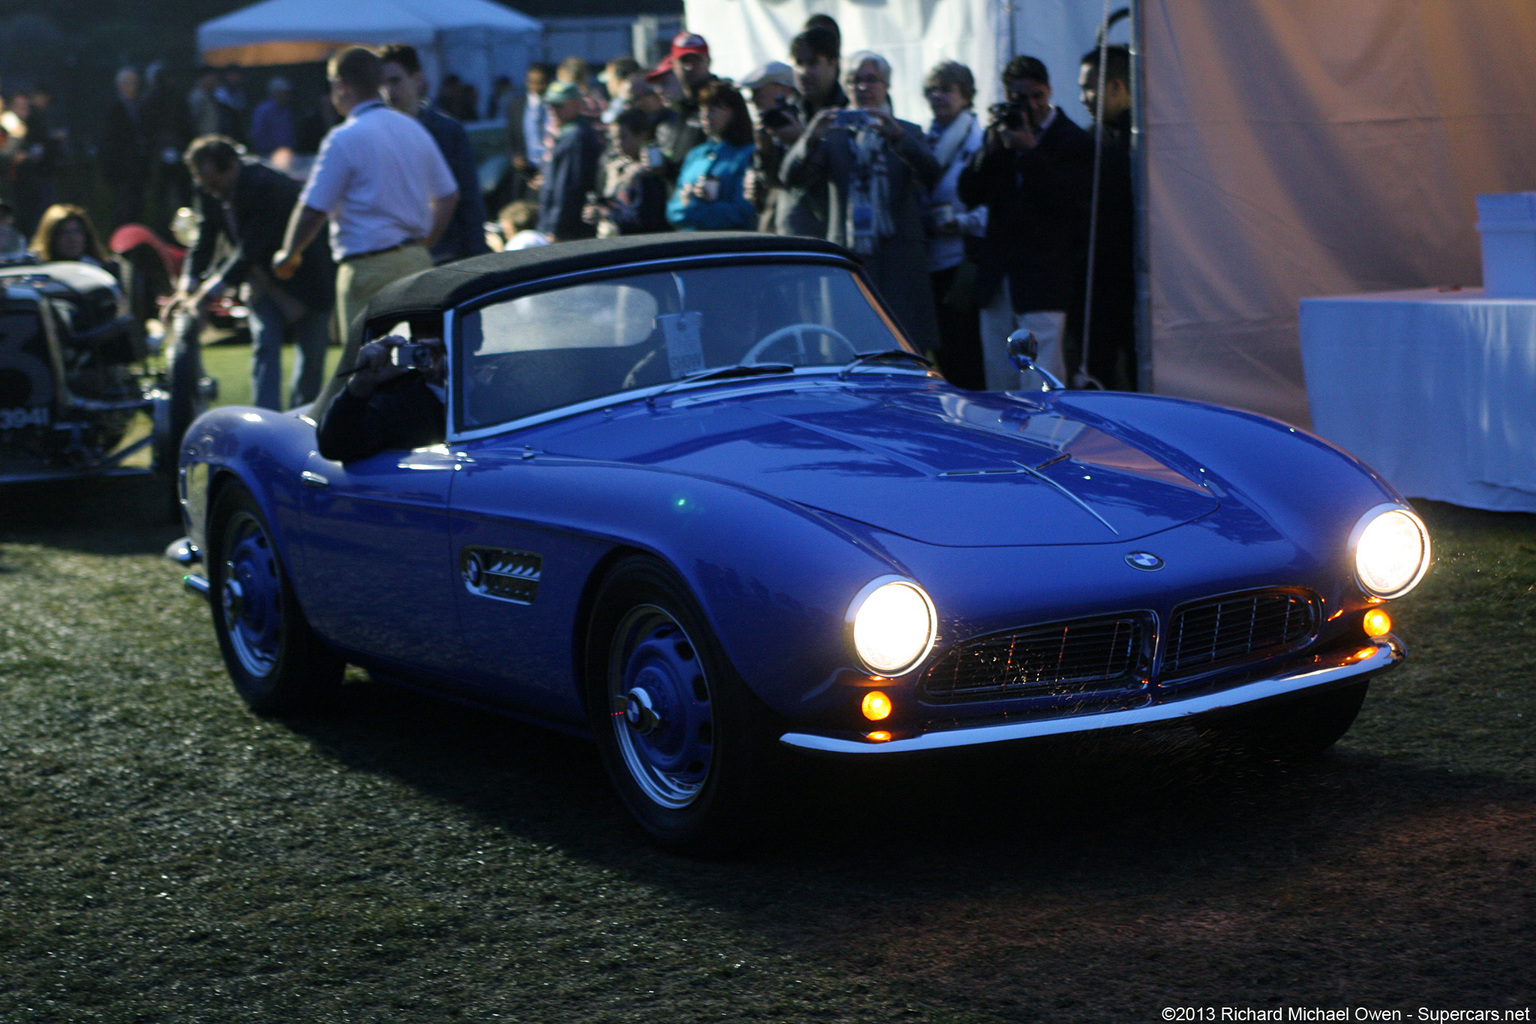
[273,45,458,412]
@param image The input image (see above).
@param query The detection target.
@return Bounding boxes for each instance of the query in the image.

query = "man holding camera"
[316,334,446,463]
[738,61,800,233]
[958,55,1092,390]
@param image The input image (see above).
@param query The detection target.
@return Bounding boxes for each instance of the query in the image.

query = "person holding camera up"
[782,52,942,349]
[737,61,801,233]
[316,333,446,463]
[958,55,1092,390]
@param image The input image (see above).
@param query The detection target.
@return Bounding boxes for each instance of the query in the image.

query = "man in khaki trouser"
[273,45,458,414]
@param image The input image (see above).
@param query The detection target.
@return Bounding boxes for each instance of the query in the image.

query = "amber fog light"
[861,690,893,722]
[1363,608,1392,637]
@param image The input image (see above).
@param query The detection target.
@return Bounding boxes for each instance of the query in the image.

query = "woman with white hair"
[781,50,941,351]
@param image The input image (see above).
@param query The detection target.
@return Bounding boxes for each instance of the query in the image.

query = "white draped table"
[1299,287,1536,513]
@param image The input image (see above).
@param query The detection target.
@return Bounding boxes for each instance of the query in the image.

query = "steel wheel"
[220,509,282,679]
[586,556,779,855]
[209,482,342,715]
[607,603,714,809]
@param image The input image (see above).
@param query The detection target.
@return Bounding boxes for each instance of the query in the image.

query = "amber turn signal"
[861,690,893,721]
[865,730,892,743]
[1363,608,1392,637]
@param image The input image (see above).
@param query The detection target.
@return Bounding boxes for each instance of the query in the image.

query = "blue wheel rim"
[609,604,714,809]
[220,511,282,679]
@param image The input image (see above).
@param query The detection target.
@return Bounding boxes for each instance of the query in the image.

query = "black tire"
[155,312,202,518]
[585,555,779,856]
[207,482,343,715]
[1198,681,1369,755]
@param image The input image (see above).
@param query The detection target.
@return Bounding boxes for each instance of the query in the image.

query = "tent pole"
[1130,0,1153,393]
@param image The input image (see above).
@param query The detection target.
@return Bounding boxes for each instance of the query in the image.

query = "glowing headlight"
[848,577,937,677]
[1352,505,1430,599]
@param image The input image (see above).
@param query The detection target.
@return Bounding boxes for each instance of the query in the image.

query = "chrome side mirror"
[1005,328,1063,392]
[1007,329,1038,369]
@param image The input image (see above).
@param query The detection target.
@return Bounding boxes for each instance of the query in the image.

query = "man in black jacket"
[958,56,1092,390]
[181,135,335,409]
[536,82,604,242]
[1077,43,1136,390]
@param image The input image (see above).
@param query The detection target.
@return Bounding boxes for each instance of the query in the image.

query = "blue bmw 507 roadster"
[171,233,1430,853]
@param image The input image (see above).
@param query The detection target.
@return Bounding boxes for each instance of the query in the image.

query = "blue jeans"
[248,293,332,410]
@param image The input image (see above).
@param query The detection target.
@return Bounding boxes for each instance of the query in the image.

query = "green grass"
[1,475,1532,1021]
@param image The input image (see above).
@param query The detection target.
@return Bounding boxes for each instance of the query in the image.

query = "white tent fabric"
[197,0,542,117]
[680,0,1110,131]
[1143,0,1536,425]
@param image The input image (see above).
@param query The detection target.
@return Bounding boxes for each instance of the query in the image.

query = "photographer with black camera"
[317,333,446,463]
[738,61,802,233]
[958,55,1092,390]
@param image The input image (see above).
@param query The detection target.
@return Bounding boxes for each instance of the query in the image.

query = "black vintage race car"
[0,235,208,504]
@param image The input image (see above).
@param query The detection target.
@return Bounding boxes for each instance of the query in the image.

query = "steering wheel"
[743,323,856,366]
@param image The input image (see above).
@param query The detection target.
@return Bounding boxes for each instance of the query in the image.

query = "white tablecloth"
[1299,287,1536,513]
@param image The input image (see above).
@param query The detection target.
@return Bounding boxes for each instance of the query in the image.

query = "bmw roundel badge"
[1126,551,1165,571]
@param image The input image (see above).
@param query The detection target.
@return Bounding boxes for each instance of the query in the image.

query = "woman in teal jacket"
[666,81,756,231]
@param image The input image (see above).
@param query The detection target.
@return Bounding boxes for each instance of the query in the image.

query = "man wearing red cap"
[648,32,718,183]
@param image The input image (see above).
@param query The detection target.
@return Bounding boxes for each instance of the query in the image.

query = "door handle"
[301,470,329,488]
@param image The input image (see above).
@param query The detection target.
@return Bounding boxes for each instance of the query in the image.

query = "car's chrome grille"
[919,616,1147,703]
[1161,589,1318,679]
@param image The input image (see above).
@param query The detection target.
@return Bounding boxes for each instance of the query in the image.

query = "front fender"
[451,453,910,721]
[180,406,318,576]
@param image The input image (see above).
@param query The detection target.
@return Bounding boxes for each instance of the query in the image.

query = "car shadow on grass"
[262,668,1536,1006]
[279,669,1536,876]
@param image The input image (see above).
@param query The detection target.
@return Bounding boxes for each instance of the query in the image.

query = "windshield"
[453,261,907,432]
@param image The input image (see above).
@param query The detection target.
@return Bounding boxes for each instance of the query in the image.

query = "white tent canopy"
[197,0,542,119]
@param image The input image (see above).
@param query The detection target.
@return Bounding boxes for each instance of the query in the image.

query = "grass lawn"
[1,355,1532,1020]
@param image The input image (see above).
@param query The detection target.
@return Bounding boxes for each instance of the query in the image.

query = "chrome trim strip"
[779,637,1403,755]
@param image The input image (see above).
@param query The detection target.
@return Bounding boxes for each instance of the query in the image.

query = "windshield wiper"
[647,362,796,405]
[838,349,933,379]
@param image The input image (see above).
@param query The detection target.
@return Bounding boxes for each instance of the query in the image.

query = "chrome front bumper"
[165,536,210,600]
[779,636,1404,755]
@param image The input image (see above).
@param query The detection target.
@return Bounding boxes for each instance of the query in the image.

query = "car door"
[297,445,464,675]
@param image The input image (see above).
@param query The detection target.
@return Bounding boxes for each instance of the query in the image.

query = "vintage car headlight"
[1352,505,1430,599]
[848,577,937,677]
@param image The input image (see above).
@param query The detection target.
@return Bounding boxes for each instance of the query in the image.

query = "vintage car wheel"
[154,314,204,519]
[1199,681,1369,754]
[208,483,343,715]
[586,556,776,855]
[744,323,855,366]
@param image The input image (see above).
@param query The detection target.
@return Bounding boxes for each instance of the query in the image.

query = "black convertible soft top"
[364,233,856,325]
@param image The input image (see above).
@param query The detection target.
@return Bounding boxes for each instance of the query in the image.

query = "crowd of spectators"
[0,16,1138,406]
[484,19,1138,391]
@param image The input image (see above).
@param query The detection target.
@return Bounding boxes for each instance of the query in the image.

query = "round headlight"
[1352,505,1430,599]
[848,578,937,677]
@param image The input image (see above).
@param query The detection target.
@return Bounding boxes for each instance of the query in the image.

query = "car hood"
[533,381,1222,547]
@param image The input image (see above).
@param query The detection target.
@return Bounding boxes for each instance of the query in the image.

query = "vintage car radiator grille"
[1161,589,1318,679]
[919,616,1147,703]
